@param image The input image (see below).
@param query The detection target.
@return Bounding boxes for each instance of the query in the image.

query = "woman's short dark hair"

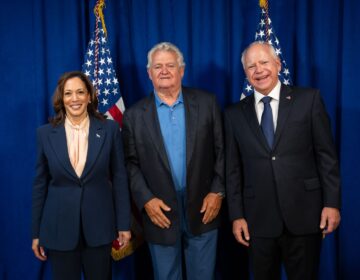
[49,71,105,126]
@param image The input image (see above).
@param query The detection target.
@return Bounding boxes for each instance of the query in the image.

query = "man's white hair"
[147,42,185,69]
[241,41,279,69]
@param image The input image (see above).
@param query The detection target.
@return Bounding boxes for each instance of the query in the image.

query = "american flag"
[82,21,125,125]
[82,12,143,261]
[241,6,292,98]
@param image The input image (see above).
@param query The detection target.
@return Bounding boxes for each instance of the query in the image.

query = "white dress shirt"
[254,80,281,131]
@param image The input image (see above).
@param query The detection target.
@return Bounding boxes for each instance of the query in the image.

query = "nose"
[255,63,263,73]
[160,66,169,74]
[70,92,78,101]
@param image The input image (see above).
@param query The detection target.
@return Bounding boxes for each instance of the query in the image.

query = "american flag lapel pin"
[286,96,291,100]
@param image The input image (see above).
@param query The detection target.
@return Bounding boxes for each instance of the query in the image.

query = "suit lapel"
[48,124,78,179]
[242,94,270,151]
[142,94,171,172]
[183,89,198,168]
[273,84,293,149]
[81,117,106,179]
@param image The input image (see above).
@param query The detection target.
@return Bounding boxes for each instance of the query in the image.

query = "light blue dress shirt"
[154,91,186,192]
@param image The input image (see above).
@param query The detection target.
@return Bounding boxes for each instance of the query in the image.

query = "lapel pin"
[286,96,291,100]
[96,133,101,138]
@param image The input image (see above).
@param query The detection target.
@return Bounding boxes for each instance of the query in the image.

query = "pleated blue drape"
[1,0,359,279]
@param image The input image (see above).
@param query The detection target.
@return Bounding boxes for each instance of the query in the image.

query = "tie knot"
[261,96,272,104]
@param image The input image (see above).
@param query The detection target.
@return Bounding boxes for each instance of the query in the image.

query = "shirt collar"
[254,80,281,104]
[154,90,184,108]
[65,114,89,129]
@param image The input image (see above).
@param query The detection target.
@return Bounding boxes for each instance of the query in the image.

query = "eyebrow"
[64,88,86,91]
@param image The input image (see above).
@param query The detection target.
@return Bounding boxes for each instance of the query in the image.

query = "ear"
[147,68,153,81]
[179,66,185,79]
[276,58,281,72]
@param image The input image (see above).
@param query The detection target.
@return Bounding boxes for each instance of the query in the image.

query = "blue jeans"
[148,189,218,280]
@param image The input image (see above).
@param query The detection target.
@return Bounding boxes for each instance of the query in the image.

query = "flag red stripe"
[108,105,123,126]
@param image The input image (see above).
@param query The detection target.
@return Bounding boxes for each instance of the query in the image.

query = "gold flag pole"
[92,0,107,94]
[259,0,270,42]
[88,0,145,261]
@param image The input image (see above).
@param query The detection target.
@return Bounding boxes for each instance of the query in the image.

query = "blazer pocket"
[287,120,309,127]
[304,178,321,191]
[243,187,255,198]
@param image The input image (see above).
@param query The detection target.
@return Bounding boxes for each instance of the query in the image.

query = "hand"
[320,207,341,236]
[233,218,250,247]
[200,192,223,224]
[32,238,47,261]
[117,231,132,248]
[144,198,171,228]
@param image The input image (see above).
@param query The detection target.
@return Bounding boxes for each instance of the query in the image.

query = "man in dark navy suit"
[225,42,341,280]
[122,42,225,280]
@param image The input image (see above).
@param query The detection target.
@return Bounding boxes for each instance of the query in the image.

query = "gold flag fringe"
[94,0,107,36]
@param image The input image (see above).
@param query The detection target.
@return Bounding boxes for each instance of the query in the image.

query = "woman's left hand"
[32,238,47,261]
[117,231,131,248]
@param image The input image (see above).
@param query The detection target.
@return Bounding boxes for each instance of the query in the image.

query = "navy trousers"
[48,224,112,280]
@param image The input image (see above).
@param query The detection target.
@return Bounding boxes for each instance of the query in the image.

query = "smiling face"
[63,77,90,122]
[243,43,281,95]
[147,50,184,94]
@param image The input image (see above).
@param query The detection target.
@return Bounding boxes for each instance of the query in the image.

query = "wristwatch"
[217,191,225,198]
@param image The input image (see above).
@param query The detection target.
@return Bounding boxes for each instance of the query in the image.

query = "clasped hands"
[144,192,223,228]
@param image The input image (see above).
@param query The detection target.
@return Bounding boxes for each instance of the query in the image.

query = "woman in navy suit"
[31,71,131,280]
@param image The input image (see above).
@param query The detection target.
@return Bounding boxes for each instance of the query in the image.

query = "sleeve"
[111,121,131,231]
[224,110,245,221]
[311,90,341,208]
[31,128,50,238]
[122,111,155,210]
[210,95,225,194]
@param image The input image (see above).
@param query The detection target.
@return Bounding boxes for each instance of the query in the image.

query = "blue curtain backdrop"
[0,0,359,279]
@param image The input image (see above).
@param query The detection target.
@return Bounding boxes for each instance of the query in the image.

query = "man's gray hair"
[147,42,186,69]
[241,41,279,69]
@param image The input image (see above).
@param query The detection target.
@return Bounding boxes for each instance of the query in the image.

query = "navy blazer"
[225,85,341,238]
[32,117,130,251]
[122,87,225,245]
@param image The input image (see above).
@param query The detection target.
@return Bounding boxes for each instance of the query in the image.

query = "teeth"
[257,76,267,81]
